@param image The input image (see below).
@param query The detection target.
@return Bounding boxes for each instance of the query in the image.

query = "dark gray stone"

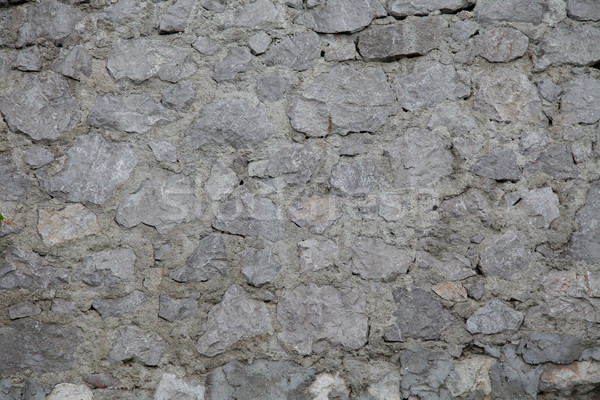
[52,45,92,80]
[192,36,221,55]
[470,149,521,181]
[567,0,600,21]
[519,130,548,155]
[92,291,147,318]
[330,159,378,196]
[475,0,548,24]
[0,318,81,373]
[74,248,136,288]
[351,237,411,282]
[0,247,68,290]
[400,343,454,400]
[15,45,40,71]
[23,379,50,400]
[0,379,20,400]
[389,0,473,16]
[159,0,193,33]
[0,74,80,141]
[561,76,600,124]
[489,345,542,400]
[213,193,284,241]
[204,161,239,201]
[288,65,396,137]
[255,71,289,103]
[197,285,272,356]
[109,325,166,366]
[158,294,198,322]
[287,194,342,234]
[518,333,585,365]
[107,39,197,83]
[161,81,195,110]
[0,156,28,201]
[520,187,560,229]
[16,1,83,47]
[8,301,41,319]
[358,17,444,61]
[241,246,280,287]
[249,32,271,55]
[277,283,368,355]
[466,300,524,334]
[212,46,253,82]
[535,25,600,71]
[224,0,278,28]
[187,99,273,149]
[428,105,477,134]
[525,145,580,179]
[476,27,529,63]
[298,239,338,273]
[569,181,600,264]
[295,0,386,33]
[149,141,177,162]
[87,94,175,134]
[416,251,477,281]
[170,234,227,282]
[264,31,320,71]
[42,134,137,204]
[387,288,453,340]
[465,281,486,300]
[537,79,562,102]
[479,233,530,280]
[116,169,203,234]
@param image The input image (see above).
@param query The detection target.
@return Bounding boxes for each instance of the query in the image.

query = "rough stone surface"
[265,31,321,71]
[23,146,54,169]
[324,42,357,61]
[155,373,205,400]
[15,45,40,71]
[389,0,473,17]
[537,79,562,102]
[288,194,342,234]
[479,233,530,280]
[432,282,467,302]
[149,141,177,162]
[525,145,580,179]
[416,251,477,281]
[569,181,600,264]
[295,0,386,33]
[224,0,278,28]
[170,234,227,282]
[74,248,136,288]
[475,0,548,24]
[489,345,542,400]
[298,238,338,273]
[47,384,93,400]
[535,25,600,71]
[241,246,280,287]
[470,149,521,181]
[520,130,548,155]
[330,159,378,196]
[98,0,142,25]
[8,301,41,319]
[0,247,68,290]
[518,333,585,365]
[466,300,524,334]
[541,270,600,322]
[0,156,28,201]
[400,343,454,399]
[52,45,92,80]
[192,36,220,55]
[158,294,198,322]
[519,187,560,229]
[161,81,195,110]
[37,204,101,246]
[561,76,600,124]
[567,0,600,21]
[204,161,239,201]
[212,46,253,82]
[159,0,193,33]
[351,237,411,282]
[249,31,271,55]
[16,1,83,47]
[255,71,289,102]
[109,325,166,366]
[92,290,147,318]
[428,105,477,134]
[476,27,529,62]
[447,356,495,399]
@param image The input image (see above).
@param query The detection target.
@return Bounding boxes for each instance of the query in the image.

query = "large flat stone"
[73,248,136,288]
[567,0,600,21]
[470,149,521,181]
[534,25,600,71]
[16,1,83,47]
[170,234,227,282]
[541,270,600,322]
[264,31,321,71]
[389,0,473,17]
[518,333,585,365]
[0,247,68,290]
[476,27,529,63]
[224,0,278,28]
[109,325,166,366]
[524,145,580,179]
[329,159,378,196]
[569,181,600,264]
[288,194,342,234]
[561,76,600,124]
[37,204,101,246]
[475,0,548,24]
[351,237,411,282]
[479,233,530,280]
[295,0,386,33]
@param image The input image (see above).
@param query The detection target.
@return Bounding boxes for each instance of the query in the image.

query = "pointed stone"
[241,246,280,287]
[212,46,252,82]
[204,161,239,201]
[170,234,227,282]
[479,234,530,280]
[264,31,320,71]
[159,0,193,33]
[52,45,92,80]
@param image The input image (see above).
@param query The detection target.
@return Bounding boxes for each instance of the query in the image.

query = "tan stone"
[37,204,101,246]
[540,361,600,394]
[432,282,468,302]
[447,356,496,399]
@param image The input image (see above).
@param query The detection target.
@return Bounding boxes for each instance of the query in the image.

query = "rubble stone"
[466,300,524,334]
[204,161,239,201]
[541,270,600,322]
[109,325,166,366]
[0,156,28,201]
[525,145,580,179]
[447,356,495,399]
[519,130,548,155]
[16,1,83,47]
[295,0,386,33]
[161,81,195,110]
[241,246,280,287]
[567,0,600,21]
[298,239,338,272]
[74,248,136,288]
[224,0,278,28]
[535,25,600,71]
[23,146,54,169]
[212,46,253,82]
[249,31,271,55]
[47,384,93,400]
[351,237,411,282]
[288,194,342,234]
[330,159,378,196]
[470,149,521,181]
[475,0,548,24]
[155,373,205,400]
[569,181,600,264]
[265,31,321,71]
[170,234,227,282]
[432,282,467,302]
[519,187,560,229]
[389,0,473,17]
[193,36,220,55]
[0,247,68,290]
[8,301,41,319]
[400,343,454,399]
[518,333,585,365]
[416,251,477,281]
[52,45,92,80]
[479,233,530,280]
[561,76,600,124]
[15,45,40,71]
[159,294,198,322]
[37,204,101,246]
[149,141,177,162]
[428,105,477,134]
[92,291,147,318]
[255,71,289,102]
[159,0,193,33]
[536,79,562,102]
[476,27,529,62]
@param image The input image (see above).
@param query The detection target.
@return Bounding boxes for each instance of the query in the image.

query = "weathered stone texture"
[109,326,166,366]
[255,71,289,102]
[388,0,473,17]
[213,47,253,82]
[159,0,193,33]
[541,270,600,322]
[264,31,321,71]
[74,248,136,288]
[241,246,280,287]
[0,156,28,201]
[155,374,205,400]
[525,145,580,179]
[149,141,177,163]
[8,301,41,319]
[535,25,600,71]
[52,45,92,80]
[470,149,521,181]
[329,159,378,196]
[476,27,529,62]
[92,291,147,318]
[37,204,101,246]
[400,344,454,399]
[520,187,560,229]
[561,76,600,124]
[466,300,524,334]
[16,1,83,47]
[351,237,411,282]
[170,234,227,282]
[428,105,477,134]
[249,31,271,55]
[518,333,585,365]
[224,0,278,28]
[416,251,477,281]
[204,161,239,201]
[479,233,530,280]
[569,181,600,264]
[567,0,600,21]
[0,247,68,290]
[295,0,386,33]
[158,294,198,322]
[288,194,342,233]
[298,238,338,272]
[15,45,41,71]
[432,282,467,302]
[475,0,548,24]
[161,81,195,110]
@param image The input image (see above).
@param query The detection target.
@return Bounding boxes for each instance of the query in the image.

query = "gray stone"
[255,71,289,102]
[536,79,562,102]
[51,299,82,316]
[193,36,221,55]
[476,27,529,63]
[161,81,195,110]
[465,281,486,300]
[569,181,600,264]
[561,76,600,124]
[207,359,314,400]
[488,345,542,400]
[92,291,147,318]
[466,300,524,334]
[520,187,560,229]
[389,0,473,17]
[339,133,372,156]
[187,99,273,149]
[277,283,368,355]
[201,0,225,12]
[298,238,338,273]
[42,135,137,204]
[15,45,40,71]
[0,379,20,400]
[48,384,93,400]
[428,105,477,134]
[416,251,477,281]
[0,74,80,141]
[204,161,239,201]
[324,42,357,61]
[536,244,554,258]
[351,237,411,282]
[213,193,284,241]
[197,285,272,356]
[16,1,83,47]
[288,194,342,234]
[519,130,548,155]
[158,294,198,322]
[107,38,197,83]
[149,141,177,162]
[525,145,580,179]
[475,70,546,124]
[534,25,600,71]
[23,380,50,400]
[0,318,81,373]
[109,325,166,366]
[159,0,193,33]
[87,94,175,134]
[518,333,585,365]
[452,19,480,41]
[224,0,278,28]
[453,138,483,159]
[479,233,530,280]
[567,0,600,20]
[396,61,470,111]
[37,204,101,246]
[212,46,253,82]
[155,373,205,400]
[0,156,28,201]
[74,248,136,288]
[116,169,203,234]
[386,128,453,187]
[0,247,68,290]
[541,270,600,322]
[387,288,453,340]
[470,149,521,181]
[295,0,386,33]
[288,65,396,137]
[248,31,271,55]
[475,0,548,24]
[400,343,454,400]
[99,0,142,25]
[8,301,41,319]
[264,31,320,71]
[377,192,407,222]
[153,243,170,261]
[170,234,227,282]
[330,159,378,196]
[52,45,92,80]
[241,246,280,287]
[358,17,444,61]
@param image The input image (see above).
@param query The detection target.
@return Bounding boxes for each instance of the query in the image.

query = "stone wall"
[1,0,600,398]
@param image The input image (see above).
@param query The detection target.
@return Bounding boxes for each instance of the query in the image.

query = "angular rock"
[197,285,272,356]
[224,0,278,28]
[42,134,137,204]
[16,1,83,47]
[23,146,54,169]
[351,237,411,282]
[324,42,357,61]
[277,283,368,354]
[428,105,477,134]
[339,133,372,156]
[52,45,92,80]
[213,193,284,241]
[447,356,495,399]
[264,31,320,71]
[569,181,600,264]
[400,343,454,399]
[161,81,195,110]
[8,301,41,319]
[109,325,166,366]
[0,318,81,373]
[389,0,473,17]
[98,0,142,25]
[329,159,378,196]
[475,0,548,24]
[0,74,80,141]
[470,149,521,181]
[149,141,177,162]
[23,380,51,400]
[520,187,559,229]
[520,130,548,155]
[241,246,280,287]
[87,94,175,134]
[187,99,273,149]
[298,238,338,273]
[476,27,529,63]
[0,156,28,201]
[385,128,453,187]
[255,71,289,103]
[116,169,203,234]
[537,79,562,102]
[475,70,546,124]
[15,45,41,71]
[159,0,193,33]
[535,25,600,71]
[201,0,225,12]
[92,290,147,318]
[541,270,600,322]
[567,0,600,21]
[212,46,252,82]
[364,372,401,400]
[193,36,221,55]
[387,288,453,340]
[518,333,585,365]
[416,251,477,281]
[540,361,600,395]
[308,373,349,400]
[74,248,136,288]
[295,0,386,33]
[288,65,396,137]
[37,204,100,246]
[432,282,467,302]
[479,234,530,280]
[47,384,93,400]
[453,138,483,159]
[204,161,239,201]
[358,17,444,61]
[452,19,480,41]
[525,145,579,179]
[561,76,600,124]
[158,294,198,322]
[170,234,227,282]
[155,373,205,400]
[107,38,197,83]
[288,194,342,234]
[489,345,542,400]
[249,31,271,55]
[377,192,407,221]
[52,299,82,316]
[0,247,68,290]
[466,300,524,334]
